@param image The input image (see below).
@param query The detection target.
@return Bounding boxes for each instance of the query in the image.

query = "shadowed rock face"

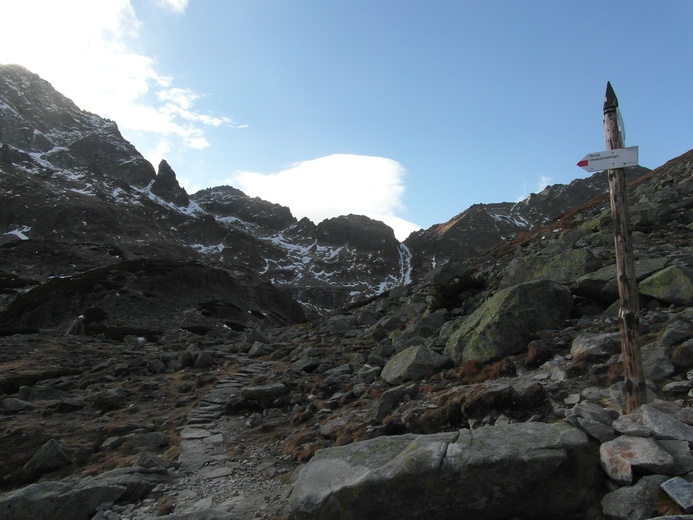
[0,64,156,187]
[0,258,305,335]
[151,160,190,207]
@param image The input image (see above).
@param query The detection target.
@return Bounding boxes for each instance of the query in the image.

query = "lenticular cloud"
[230,154,420,241]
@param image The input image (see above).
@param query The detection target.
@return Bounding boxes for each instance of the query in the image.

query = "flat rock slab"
[642,404,693,444]
[290,422,594,520]
[200,466,238,480]
[180,428,213,440]
[600,435,675,485]
[662,477,693,513]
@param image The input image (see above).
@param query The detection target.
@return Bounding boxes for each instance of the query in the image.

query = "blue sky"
[2,1,692,240]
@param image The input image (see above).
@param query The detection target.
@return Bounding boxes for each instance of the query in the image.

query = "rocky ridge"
[1,64,651,316]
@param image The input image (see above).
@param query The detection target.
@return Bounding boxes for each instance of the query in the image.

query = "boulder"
[240,383,289,402]
[380,345,450,385]
[23,438,71,478]
[368,383,418,422]
[601,474,669,520]
[93,387,128,413]
[289,422,596,520]
[445,280,573,364]
[3,397,37,411]
[642,341,677,382]
[570,332,620,361]
[641,404,693,444]
[600,435,675,485]
[0,467,170,520]
[639,266,693,306]
[661,477,693,513]
[501,247,601,287]
[572,258,670,302]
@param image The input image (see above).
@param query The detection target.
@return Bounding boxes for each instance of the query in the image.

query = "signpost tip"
[604,82,618,111]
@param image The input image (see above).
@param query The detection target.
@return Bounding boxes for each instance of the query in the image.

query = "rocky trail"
[109,360,295,520]
[0,330,305,519]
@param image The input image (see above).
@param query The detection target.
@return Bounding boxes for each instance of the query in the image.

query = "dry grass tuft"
[460,358,517,384]
[672,343,693,372]
[457,360,483,380]
[524,341,553,368]
[156,496,176,516]
[656,491,683,516]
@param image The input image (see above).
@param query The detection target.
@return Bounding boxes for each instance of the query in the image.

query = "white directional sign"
[577,146,638,172]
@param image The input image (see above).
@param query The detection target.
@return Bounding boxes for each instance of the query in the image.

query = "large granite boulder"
[289,422,597,520]
[639,266,693,306]
[571,258,670,303]
[445,280,573,364]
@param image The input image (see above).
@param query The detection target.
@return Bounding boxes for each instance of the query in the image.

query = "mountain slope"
[404,166,649,277]
[0,63,656,325]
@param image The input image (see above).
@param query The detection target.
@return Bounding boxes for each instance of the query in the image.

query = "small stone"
[663,380,693,393]
[612,414,651,437]
[661,476,693,513]
[564,394,581,405]
[3,398,37,411]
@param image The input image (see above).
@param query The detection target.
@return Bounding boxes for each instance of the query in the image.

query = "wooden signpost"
[602,81,647,412]
[578,82,646,412]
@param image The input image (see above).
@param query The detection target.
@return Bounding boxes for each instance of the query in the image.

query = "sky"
[1,1,692,241]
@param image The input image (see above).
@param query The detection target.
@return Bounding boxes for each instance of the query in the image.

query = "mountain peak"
[151,159,190,207]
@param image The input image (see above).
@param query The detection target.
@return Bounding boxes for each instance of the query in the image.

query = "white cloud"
[0,0,237,166]
[230,154,421,241]
[156,0,189,14]
[515,174,554,202]
[536,175,552,192]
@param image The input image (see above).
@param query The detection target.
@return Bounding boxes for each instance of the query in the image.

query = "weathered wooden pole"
[603,81,646,412]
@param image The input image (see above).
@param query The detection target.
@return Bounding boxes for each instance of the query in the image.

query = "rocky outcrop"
[0,258,305,334]
[0,64,156,187]
[192,185,296,232]
[151,160,190,207]
[0,467,171,520]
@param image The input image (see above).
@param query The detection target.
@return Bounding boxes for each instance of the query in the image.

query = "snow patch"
[3,225,31,240]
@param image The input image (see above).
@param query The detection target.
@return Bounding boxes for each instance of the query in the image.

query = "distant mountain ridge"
[404,165,648,275]
[0,64,649,326]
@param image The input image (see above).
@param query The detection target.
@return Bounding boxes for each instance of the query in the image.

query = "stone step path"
[100,358,292,519]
